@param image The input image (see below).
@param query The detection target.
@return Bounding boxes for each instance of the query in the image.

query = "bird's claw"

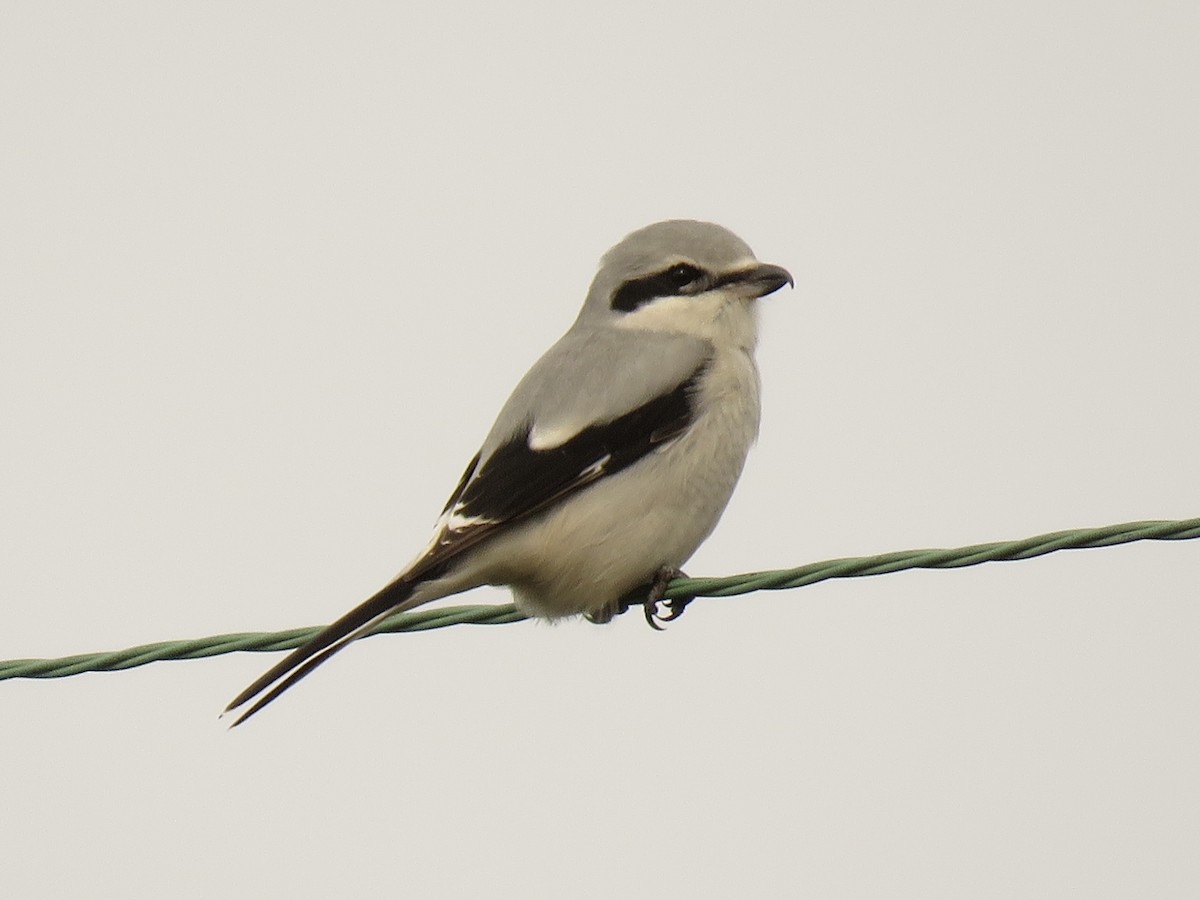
[642,567,691,630]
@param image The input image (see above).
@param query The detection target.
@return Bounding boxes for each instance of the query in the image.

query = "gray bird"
[225,220,793,724]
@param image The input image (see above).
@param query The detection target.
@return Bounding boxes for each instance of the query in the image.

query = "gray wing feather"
[478,325,710,462]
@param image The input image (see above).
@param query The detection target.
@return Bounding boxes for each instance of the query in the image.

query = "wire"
[2,517,1196,682]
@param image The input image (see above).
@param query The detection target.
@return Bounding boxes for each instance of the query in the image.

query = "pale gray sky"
[2,2,1198,897]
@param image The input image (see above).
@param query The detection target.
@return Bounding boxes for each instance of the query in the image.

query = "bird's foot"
[643,566,692,631]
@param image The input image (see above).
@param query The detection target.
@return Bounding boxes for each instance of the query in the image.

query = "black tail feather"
[229,634,360,727]
[224,576,418,723]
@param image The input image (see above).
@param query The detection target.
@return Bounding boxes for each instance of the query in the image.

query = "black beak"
[719,262,794,299]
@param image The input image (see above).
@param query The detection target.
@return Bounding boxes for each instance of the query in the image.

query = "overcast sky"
[2,2,1198,897]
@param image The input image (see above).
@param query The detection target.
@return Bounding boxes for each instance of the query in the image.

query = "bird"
[224,219,793,725]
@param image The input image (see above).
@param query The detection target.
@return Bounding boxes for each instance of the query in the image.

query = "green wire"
[2,517,1196,682]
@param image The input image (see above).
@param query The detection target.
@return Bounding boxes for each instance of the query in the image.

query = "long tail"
[223,575,424,727]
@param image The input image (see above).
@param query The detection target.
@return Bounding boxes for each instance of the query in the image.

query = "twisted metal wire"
[2,517,1196,682]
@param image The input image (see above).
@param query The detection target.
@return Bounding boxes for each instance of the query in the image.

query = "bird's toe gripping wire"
[642,566,693,630]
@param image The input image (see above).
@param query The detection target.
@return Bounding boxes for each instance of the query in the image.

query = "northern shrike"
[225,220,792,724]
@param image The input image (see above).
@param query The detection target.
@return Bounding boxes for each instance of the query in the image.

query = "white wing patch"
[578,453,612,479]
[406,501,497,569]
[445,504,497,532]
[527,421,584,451]
[428,501,497,537]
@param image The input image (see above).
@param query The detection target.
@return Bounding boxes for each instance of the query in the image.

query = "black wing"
[225,360,707,724]
[411,357,708,574]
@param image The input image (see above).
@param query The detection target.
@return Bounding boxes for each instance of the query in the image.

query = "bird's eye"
[666,263,702,289]
[610,263,707,312]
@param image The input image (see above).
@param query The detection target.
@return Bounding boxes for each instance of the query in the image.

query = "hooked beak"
[718,262,795,299]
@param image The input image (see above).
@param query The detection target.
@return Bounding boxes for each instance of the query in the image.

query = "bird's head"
[580,220,793,349]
